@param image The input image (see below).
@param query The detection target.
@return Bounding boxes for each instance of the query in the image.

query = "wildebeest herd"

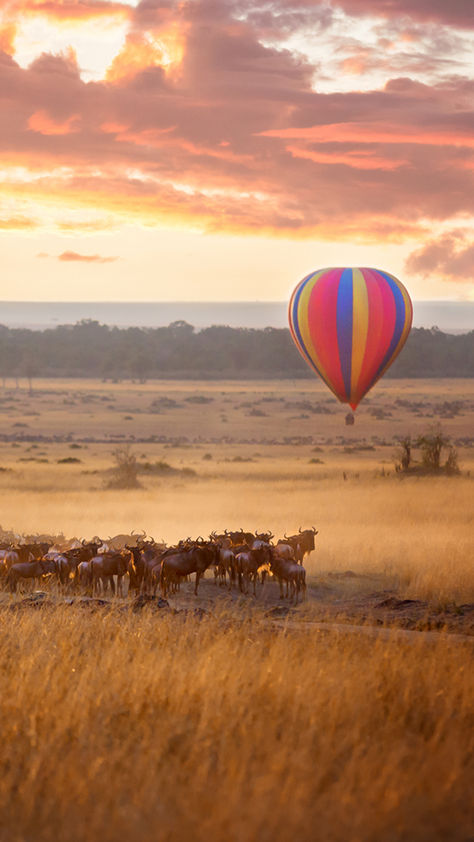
[0,527,318,604]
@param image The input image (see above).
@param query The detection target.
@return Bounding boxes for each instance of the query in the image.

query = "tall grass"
[0,606,472,842]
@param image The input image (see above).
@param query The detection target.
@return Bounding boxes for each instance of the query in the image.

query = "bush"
[394,436,412,472]
[417,426,450,471]
[106,445,142,490]
[444,447,460,475]
[395,426,461,476]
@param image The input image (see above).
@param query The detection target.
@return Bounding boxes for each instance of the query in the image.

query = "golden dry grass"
[0,378,473,839]
[0,606,473,842]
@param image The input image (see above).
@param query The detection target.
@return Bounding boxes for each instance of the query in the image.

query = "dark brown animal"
[90,551,131,596]
[6,559,57,593]
[270,553,306,604]
[282,527,318,564]
[236,545,272,596]
[160,543,219,597]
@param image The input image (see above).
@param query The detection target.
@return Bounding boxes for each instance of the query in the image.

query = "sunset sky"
[0,0,473,302]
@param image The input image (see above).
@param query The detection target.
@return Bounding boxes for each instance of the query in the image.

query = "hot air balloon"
[288,267,412,410]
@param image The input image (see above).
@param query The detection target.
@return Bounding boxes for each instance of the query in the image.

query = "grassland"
[0,376,472,605]
[0,606,472,842]
[0,376,473,840]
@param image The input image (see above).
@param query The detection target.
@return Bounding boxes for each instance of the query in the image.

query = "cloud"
[405,231,474,281]
[37,250,119,262]
[0,22,17,55]
[0,0,473,241]
[333,0,474,29]
[0,215,37,229]
[59,250,118,262]
[8,0,132,23]
[28,109,80,135]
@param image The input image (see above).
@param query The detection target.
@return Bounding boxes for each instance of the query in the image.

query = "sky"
[0,0,473,302]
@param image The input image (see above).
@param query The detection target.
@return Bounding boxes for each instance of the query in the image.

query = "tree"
[394,435,412,472]
[416,426,451,472]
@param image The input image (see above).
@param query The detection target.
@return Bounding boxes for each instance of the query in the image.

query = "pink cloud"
[333,0,474,29]
[0,0,472,239]
[405,231,474,281]
[37,250,118,262]
[28,109,80,135]
[58,251,118,263]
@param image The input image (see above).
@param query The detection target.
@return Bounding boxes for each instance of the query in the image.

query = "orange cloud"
[0,168,428,243]
[339,51,373,75]
[287,145,406,170]
[57,218,117,232]
[0,22,17,55]
[28,110,80,136]
[260,123,474,148]
[0,1,472,246]
[106,26,184,82]
[58,250,118,262]
[0,215,37,229]
[10,0,131,23]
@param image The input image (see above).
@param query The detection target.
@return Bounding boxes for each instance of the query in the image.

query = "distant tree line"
[0,320,472,382]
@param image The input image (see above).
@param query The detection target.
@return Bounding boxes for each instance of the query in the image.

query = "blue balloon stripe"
[372,271,406,381]
[336,268,353,401]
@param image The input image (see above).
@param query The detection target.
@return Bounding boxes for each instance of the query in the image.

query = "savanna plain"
[0,376,473,842]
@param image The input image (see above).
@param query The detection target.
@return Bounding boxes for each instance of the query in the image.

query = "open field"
[0,376,473,609]
[0,376,473,840]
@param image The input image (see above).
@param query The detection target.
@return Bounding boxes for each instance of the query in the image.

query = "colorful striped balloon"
[289,268,412,410]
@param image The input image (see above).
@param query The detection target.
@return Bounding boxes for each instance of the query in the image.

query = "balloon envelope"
[289,267,412,409]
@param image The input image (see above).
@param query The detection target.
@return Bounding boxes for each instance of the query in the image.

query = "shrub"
[444,447,460,475]
[106,445,142,490]
[394,436,412,472]
[417,426,450,471]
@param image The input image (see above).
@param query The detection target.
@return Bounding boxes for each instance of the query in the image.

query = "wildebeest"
[77,560,93,592]
[106,530,147,550]
[6,559,58,593]
[90,551,132,596]
[236,545,272,596]
[282,527,318,564]
[1,545,35,572]
[270,553,306,604]
[160,542,219,597]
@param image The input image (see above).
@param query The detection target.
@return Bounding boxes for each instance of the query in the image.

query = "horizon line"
[1,299,472,305]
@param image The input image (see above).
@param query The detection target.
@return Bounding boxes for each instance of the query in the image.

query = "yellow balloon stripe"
[296,270,340,398]
[350,268,369,403]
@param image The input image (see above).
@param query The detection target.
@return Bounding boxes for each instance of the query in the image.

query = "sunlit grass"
[0,606,472,842]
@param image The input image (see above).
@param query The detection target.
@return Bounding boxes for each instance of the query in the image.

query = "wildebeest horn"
[268,532,274,540]
[298,526,303,533]
[312,526,318,533]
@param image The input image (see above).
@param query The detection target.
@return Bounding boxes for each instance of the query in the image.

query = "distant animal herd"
[0,528,318,604]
